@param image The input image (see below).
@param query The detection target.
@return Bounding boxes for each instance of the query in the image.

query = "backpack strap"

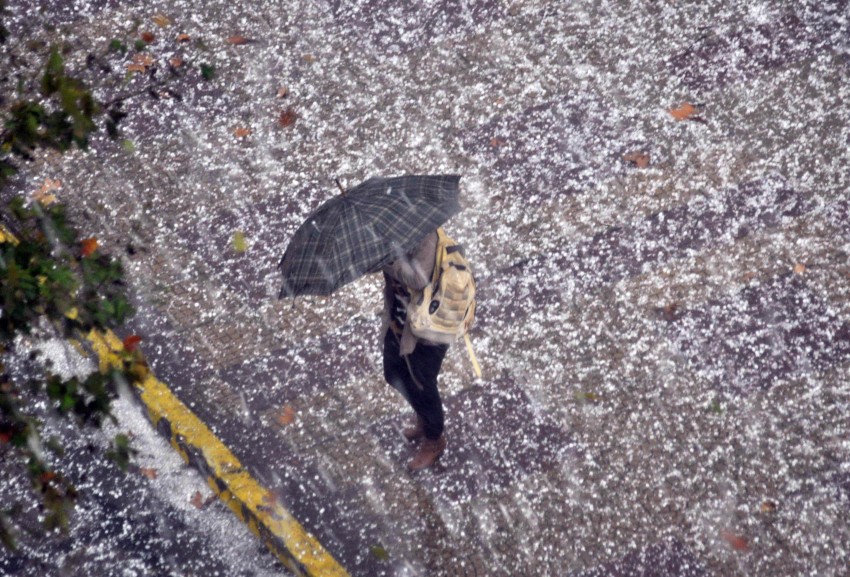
[431,227,449,285]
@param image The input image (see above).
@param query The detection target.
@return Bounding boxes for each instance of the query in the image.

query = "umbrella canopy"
[278,174,462,298]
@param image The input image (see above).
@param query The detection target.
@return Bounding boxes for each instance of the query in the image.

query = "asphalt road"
[2,1,849,576]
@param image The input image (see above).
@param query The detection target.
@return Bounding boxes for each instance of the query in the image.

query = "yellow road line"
[88,329,349,577]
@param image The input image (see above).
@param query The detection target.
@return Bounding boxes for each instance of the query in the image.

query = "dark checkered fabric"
[279,175,462,297]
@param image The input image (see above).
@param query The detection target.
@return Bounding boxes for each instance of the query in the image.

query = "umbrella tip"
[334,178,346,196]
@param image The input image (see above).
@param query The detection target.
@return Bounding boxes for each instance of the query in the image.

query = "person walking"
[381,230,449,471]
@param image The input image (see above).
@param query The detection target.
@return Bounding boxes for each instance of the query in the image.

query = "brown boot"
[402,416,425,442]
[409,435,447,471]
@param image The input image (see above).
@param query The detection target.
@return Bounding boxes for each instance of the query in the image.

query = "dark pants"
[382,330,449,440]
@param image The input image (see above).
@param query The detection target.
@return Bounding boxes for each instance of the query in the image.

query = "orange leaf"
[139,467,158,480]
[669,102,698,121]
[275,405,296,427]
[489,137,507,148]
[127,63,147,73]
[169,57,184,68]
[226,35,249,45]
[123,335,142,352]
[720,529,749,552]
[176,33,191,43]
[760,500,777,513]
[140,31,155,43]
[80,237,98,257]
[278,107,297,128]
[623,151,650,168]
[793,262,806,275]
[233,126,252,138]
[152,14,171,27]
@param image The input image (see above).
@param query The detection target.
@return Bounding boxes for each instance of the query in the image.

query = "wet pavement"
[3,0,850,576]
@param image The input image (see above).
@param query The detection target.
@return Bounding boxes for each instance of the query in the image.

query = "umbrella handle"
[334,178,346,196]
[464,333,482,379]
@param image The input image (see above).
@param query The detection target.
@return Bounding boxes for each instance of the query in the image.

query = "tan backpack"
[407,228,476,345]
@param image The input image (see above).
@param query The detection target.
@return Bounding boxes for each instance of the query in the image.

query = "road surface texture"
[2,0,849,576]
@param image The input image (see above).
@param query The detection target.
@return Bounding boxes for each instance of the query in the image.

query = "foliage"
[0,195,146,548]
[0,5,216,550]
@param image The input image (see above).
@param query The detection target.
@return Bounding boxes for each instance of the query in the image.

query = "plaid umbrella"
[278,174,462,298]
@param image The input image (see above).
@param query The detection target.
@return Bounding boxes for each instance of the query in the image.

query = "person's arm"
[386,231,437,290]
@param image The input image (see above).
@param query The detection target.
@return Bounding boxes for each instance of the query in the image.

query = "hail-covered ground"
[3,0,849,576]
[0,339,285,576]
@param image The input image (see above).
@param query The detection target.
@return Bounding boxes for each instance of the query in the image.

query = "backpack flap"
[408,235,476,344]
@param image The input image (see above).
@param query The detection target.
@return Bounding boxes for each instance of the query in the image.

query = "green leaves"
[42,48,66,95]
[0,194,139,547]
[2,48,101,165]
[106,433,136,472]
[370,544,390,561]
[200,62,216,80]
[108,39,128,54]
[1,199,133,341]
[0,1,8,46]
[0,12,221,550]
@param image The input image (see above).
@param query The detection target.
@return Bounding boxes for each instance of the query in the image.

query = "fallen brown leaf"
[489,137,507,148]
[190,491,205,509]
[34,192,57,205]
[276,86,289,99]
[760,500,777,513]
[139,467,158,480]
[661,302,679,321]
[233,126,252,138]
[140,31,155,44]
[275,404,296,427]
[133,53,155,67]
[169,57,184,68]
[36,177,61,193]
[669,102,698,121]
[278,107,297,128]
[720,529,749,552]
[176,33,191,43]
[152,13,171,27]
[127,63,147,73]
[33,178,61,205]
[226,35,250,45]
[623,151,650,168]
[793,262,806,275]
